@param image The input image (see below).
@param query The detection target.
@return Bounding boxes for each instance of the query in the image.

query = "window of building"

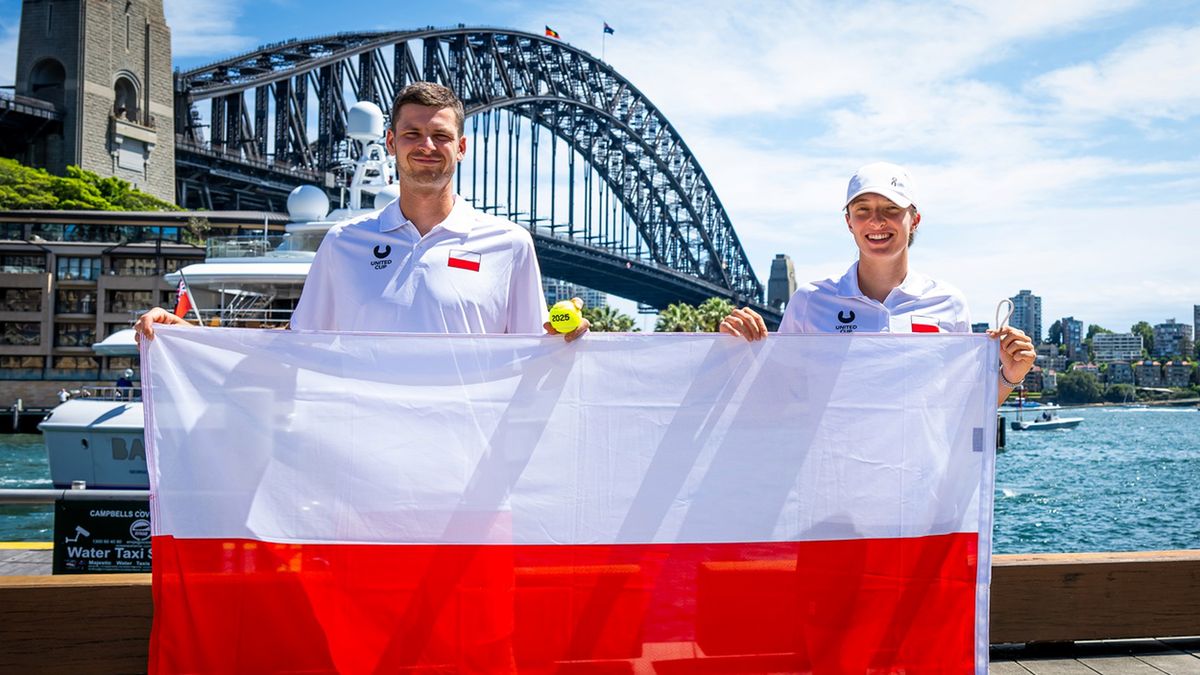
[56,257,101,281]
[54,322,96,347]
[107,356,135,372]
[55,289,96,314]
[0,288,42,312]
[1,322,41,345]
[29,58,65,106]
[107,290,154,315]
[163,257,192,273]
[53,355,98,371]
[106,322,133,338]
[160,290,179,307]
[111,256,158,276]
[0,254,47,274]
[0,355,44,370]
[0,223,26,240]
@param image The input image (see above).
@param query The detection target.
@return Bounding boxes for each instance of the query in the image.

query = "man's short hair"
[390,82,465,136]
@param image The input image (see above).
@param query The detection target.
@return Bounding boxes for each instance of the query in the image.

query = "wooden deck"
[991,638,1200,674]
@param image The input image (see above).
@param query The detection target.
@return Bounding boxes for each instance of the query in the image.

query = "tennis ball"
[549,300,582,334]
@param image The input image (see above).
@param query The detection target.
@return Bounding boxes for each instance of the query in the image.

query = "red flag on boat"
[144,329,998,674]
[171,278,192,319]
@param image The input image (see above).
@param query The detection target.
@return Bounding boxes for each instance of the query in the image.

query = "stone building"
[14,0,175,202]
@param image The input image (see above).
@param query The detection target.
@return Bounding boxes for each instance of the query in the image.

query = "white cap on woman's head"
[845,162,918,209]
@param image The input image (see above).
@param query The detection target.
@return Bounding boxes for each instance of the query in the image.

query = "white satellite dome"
[286,185,330,222]
[347,101,385,141]
[372,184,401,208]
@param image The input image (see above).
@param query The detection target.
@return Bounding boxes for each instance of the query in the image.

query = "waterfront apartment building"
[767,254,797,310]
[1194,305,1199,357]
[1010,289,1042,344]
[1152,319,1194,359]
[542,278,607,310]
[0,209,286,406]
[1093,333,1143,362]
[1104,361,1134,385]
[1061,316,1084,360]
[1133,360,1163,388]
[1163,361,1195,388]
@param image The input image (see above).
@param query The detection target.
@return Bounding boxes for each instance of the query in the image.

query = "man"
[136,82,587,340]
[719,162,1034,406]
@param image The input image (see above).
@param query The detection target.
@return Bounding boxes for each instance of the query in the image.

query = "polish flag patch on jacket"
[911,316,942,333]
[447,249,481,271]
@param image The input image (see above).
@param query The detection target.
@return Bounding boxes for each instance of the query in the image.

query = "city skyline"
[1,0,1197,331]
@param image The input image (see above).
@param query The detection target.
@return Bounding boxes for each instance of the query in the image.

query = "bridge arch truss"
[176,27,772,312]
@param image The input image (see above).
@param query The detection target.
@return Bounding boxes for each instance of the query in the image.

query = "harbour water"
[2,406,1199,552]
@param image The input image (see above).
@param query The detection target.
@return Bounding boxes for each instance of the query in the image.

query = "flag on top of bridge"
[143,328,999,674]
[604,22,615,35]
[545,25,560,39]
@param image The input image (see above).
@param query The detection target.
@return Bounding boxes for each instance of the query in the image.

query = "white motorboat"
[39,102,395,489]
[1010,411,1084,431]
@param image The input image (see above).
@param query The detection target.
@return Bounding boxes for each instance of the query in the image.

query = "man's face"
[845,193,919,257]
[385,104,466,189]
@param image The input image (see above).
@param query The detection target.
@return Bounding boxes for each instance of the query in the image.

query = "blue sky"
[2,1,1199,335]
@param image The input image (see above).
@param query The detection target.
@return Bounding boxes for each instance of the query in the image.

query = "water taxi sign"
[52,499,151,574]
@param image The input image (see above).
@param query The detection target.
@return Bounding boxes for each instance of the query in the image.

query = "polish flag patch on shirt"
[447,249,481,271]
[911,316,942,333]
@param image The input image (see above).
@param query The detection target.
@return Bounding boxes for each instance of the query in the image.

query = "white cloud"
[163,0,257,59]
[1031,24,1200,123]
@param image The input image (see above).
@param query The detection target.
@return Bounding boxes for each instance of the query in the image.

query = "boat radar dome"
[373,184,401,208]
[287,185,330,222]
[347,101,385,141]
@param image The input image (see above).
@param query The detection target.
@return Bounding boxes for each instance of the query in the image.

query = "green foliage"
[1130,321,1154,357]
[696,297,735,332]
[1086,324,1112,340]
[1103,383,1136,403]
[0,157,178,211]
[1056,370,1104,404]
[655,303,700,332]
[1047,319,1062,345]
[582,305,639,332]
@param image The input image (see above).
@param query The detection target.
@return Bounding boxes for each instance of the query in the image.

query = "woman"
[720,162,1034,405]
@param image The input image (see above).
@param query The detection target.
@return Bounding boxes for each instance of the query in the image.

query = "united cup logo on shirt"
[371,245,392,270]
[836,310,857,333]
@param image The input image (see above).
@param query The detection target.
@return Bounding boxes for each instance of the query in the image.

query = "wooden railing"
[1,551,1197,673]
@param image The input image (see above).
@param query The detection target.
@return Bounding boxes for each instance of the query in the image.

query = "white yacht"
[38,102,396,489]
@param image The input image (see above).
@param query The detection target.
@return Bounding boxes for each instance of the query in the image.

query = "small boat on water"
[1010,411,1084,431]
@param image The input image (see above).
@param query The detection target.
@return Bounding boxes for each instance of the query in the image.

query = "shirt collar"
[836,261,932,302]
[378,194,474,235]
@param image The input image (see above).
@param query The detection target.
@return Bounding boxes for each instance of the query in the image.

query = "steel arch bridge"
[174,27,778,318]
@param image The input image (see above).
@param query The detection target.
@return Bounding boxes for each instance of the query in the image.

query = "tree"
[696,297,735,332]
[1056,370,1103,404]
[583,305,638,332]
[1130,321,1154,357]
[0,157,178,211]
[1104,383,1136,403]
[655,303,700,332]
[1047,320,1062,345]
[1084,324,1112,362]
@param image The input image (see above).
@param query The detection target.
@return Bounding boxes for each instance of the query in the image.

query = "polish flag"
[171,279,192,319]
[144,329,998,674]
[447,249,481,271]
[911,315,942,333]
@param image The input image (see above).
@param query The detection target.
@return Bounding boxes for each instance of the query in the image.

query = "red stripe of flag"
[448,250,481,271]
[149,533,976,673]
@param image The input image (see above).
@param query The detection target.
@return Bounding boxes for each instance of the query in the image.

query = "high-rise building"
[14,0,175,201]
[767,254,797,309]
[1061,316,1084,360]
[1152,319,1194,359]
[1194,305,1199,357]
[542,277,607,310]
[1093,333,1143,362]
[970,322,990,334]
[1010,290,1042,345]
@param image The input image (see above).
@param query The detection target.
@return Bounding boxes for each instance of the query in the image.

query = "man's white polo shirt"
[779,262,970,335]
[290,197,547,334]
